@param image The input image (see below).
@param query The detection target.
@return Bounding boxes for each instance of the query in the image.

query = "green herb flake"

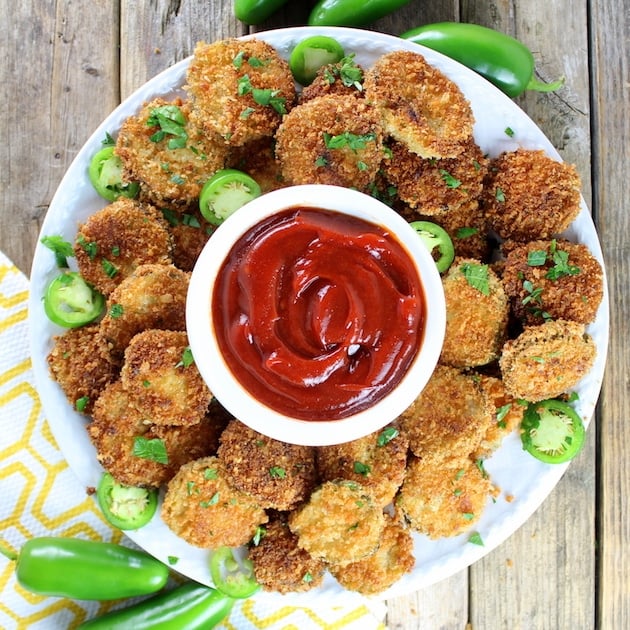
[252,526,266,546]
[170,174,186,185]
[167,555,179,565]
[527,249,548,266]
[240,106,255,119]
[495,187,506,202]
[102,132,115,146]
[303,572,314,583]
[377,426,399,447]
[496,403,512,424]
[469,532,485,546]
[462,512,475,521]
[175,346,194,368]
[41,235,75,268]
[353,461,371,476]
[77,235,98,260]
[504,126,515,137]
[456,226,479,239]
[133,437,169,464]
[460,262,490,296]
[323,131,376,152]
[75,396,90,412]
[252,88,286,114]
[269,466,286,479]
[101,259,118,278]
[315,155,328,168]
[439,169,462,188]
[546,247,581,280]
[204,467,218,480]
[232,51,245,69]
[147,105,188,149]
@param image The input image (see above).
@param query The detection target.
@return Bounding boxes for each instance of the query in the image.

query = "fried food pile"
[46,38,604,596]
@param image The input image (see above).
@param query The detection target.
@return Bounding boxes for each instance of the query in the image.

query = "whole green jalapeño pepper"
[308,0,412,27]
[78,582,235,629]
[234,0,289,25]
[0,537,169,600]
[401,22,564,98]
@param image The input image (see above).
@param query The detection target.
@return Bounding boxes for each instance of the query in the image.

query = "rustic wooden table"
[2,1,627,628]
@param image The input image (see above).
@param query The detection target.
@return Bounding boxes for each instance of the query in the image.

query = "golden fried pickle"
[440,258,509,368]
[288,480,385,566]
[115,97,228,206]
[275,94,384,192]
[473,375,525,460]
[396,456,491,539]
[74,198,172,296]
[249,516,326,593]
[383,138,487,215]
[47,324,117,414]
[186,38,296,146]
[161,456,268,548]
[502,239,604,325]
[499,319,597,402]
[316,426,408,508]
[161,206,214,272]
[120,329,211,426]
[217,420,317,511]
[100,264,189,358]
[364,50,474,159]
[226,137,286,193]
[299,55,365,103]
[399,365,493,464]
[482,149,582,241]
[89,381,221,487]
[329,513,414,595]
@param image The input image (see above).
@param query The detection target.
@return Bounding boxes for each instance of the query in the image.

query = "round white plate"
[28,26,609,605]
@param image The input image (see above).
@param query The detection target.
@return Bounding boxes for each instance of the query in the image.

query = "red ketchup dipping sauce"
[212,207,426,421]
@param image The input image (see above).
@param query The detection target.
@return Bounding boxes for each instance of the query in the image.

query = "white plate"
[28,26,609,605]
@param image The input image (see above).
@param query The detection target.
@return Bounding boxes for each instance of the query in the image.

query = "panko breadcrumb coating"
[299,56,365,103]
[440,258,509,368]
[364,50,474,159]
[186,38,296,146]
[502,239,604,325]
[162,456,268,548]
[115,97,228,206]
[226,137,287,193]
[329,513,414,594]
[399,365,493,464]
[432,201,490,260]
[89,380,221,487]
[482,149,582,241]
[74,198,172,296]
[217,420,317,511]
[100,264,189,358]
[289,480,385,566]
[473,376,526,459]
[383,137,487,215]
[249,516,326,593]
[499,319,597,402]
[275,94,384,191]
[120,330,211,426]
[47,324,117,414]
[396,456,491,539]
[316,426,409,508]
[161,206,214,272]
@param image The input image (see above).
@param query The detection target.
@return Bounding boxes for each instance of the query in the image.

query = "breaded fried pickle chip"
[162,456,268,548]
[289,480,385,566]
[186,38,296,146]
[217,420,317,511]
[121,330,211,426]
[364,50,474,159]
[275,94,384,192]
[74,198,172,296]
[499,319,596,402]
[482,149,581,241]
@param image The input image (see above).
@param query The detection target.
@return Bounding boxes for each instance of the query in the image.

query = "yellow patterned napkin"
[0,251,387,629]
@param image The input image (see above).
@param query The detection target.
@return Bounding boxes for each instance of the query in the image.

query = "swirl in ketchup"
[212,207,426,420]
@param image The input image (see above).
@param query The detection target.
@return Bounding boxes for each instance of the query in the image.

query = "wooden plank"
[589,0,630,627]
[463,1,596,628]
[0,1,119,273]
[119,0,245,97]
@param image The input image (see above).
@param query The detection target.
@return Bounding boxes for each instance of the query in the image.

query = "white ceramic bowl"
[187,184,446,446]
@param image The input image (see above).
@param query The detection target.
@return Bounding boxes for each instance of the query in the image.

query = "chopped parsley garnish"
[377,426,399,446]
[167,556,179,565]
[41,235,74,268]
[456,226,479,239]
[133,437,169,464]
[314,155,328,167]
[200,493,220,508]
[460,262,490,296]
[527,249,548,266]
[77,234,98,260]
[75,396,90,412]
[546,240,581,280]
[237,75,287,114]
[468,532,484,546]
[439,169,462,188]
[269,466,286,479]
[324,54,364,90]
[323,131,376,152]
[252,526,266,546]
[175,346,194,368]
[101,132,115,146]
[101,258,118,278]
[204,467,218,480]
[504,126,515,137]
[495,187,506,202]
[109,303,124,318]
[147,105,188,150]
[496,403,512,427]
[353,461,371,476]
